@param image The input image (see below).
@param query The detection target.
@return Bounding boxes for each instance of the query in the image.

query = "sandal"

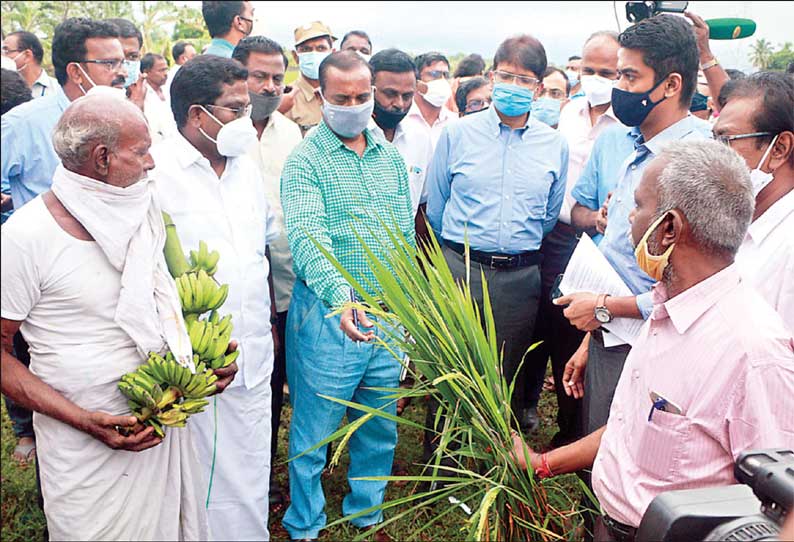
[542,375,556,392]
[269,480,287,514]
[12,438,36,466]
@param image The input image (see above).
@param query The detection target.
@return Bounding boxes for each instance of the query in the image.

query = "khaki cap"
[294,21,336,46]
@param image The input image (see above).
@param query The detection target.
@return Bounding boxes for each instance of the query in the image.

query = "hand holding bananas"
[117,214,238,436]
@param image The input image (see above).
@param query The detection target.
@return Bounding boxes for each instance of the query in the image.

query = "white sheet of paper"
[559,234,644,347]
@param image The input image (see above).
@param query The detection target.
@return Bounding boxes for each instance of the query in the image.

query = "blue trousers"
[283,281,401,540]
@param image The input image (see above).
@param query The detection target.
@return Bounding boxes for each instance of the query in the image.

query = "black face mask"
[372,99,409,130]
[250,91,282,121]
[611,74,669,127]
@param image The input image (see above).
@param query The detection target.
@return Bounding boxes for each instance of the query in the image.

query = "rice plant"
[304,220,584,541]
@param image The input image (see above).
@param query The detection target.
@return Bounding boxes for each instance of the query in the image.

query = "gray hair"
[584,30,620,48]
[654,140,754,257]
[51,95,142,169]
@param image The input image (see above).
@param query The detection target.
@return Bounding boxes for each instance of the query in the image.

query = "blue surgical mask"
[123,59,140,88]
[491,83,534,117]
[322,98,374,138]
[533,97,562,127]
[565,69,579,88]
[298,51,330,80]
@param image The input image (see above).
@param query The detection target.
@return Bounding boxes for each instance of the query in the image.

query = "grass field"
[1,378,581,541]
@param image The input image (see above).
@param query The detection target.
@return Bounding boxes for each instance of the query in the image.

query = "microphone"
[706,18,756,40]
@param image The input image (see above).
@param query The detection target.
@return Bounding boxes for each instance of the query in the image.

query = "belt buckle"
[489,255,511,269]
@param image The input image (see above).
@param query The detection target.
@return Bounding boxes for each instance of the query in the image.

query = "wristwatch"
[700,57,719,71]
[594,294,613,324]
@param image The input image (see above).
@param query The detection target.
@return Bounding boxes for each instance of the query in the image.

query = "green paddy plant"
[305,220,584,541]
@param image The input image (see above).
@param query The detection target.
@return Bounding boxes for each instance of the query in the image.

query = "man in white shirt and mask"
[1,95,214,541]
[717,71,794,330]
[232,34,303,513]
[151,55,278,541]
[402,51,456,150]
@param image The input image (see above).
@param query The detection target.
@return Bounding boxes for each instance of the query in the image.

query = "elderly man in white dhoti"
[0,95,235,540]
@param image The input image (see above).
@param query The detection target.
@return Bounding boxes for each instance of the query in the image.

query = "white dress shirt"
[735,189,794,331]
[557,97,621,224]
[152,132,278,389]
[401,100,456,151]
[246,111,302,313]
[30,68,60,98]
[368,118,434,216]
[144,82,176,144]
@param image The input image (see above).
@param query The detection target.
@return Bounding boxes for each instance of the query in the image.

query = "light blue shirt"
[426,106,568,254]
[598,115,712,318]
[570,124,637,244]
[203,38,235,58]
[1,84,70,211]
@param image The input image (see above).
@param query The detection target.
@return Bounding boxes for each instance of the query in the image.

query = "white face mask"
[198,106,258,157]
[749,134,779,197]
[356,51,372,63]
[580,74,614,106]
[76,64,126,100]
[420,78,452,108]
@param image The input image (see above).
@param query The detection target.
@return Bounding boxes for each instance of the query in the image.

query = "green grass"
[1,376,579,541]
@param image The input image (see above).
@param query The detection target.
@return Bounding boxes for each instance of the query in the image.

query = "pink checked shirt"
[592,264,794,527]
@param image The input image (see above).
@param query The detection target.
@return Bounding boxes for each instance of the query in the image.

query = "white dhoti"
[191,375,272,541]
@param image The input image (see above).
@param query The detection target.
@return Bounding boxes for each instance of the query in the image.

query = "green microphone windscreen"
[706,18,757,40]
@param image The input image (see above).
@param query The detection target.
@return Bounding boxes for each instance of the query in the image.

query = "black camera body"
[625,1,689,22]
[637,449,793,541]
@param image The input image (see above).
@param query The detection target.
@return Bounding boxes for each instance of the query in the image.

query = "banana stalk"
[162,211,191,278]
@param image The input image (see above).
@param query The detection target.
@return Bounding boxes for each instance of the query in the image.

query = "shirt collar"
[209,38,234,53]
[34,69,53,88]
[576,99,619,125]
[295,74,320,102]
[484,105,533,139]
[314,120,382,155]
[55,84,71,111]
[173,130,206,169]
[651,264,742,334]
[643,114,704,156]
[748,188,794,245]
[407,100,454,124]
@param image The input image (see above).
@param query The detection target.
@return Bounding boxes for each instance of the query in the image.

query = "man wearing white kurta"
[0,96,209,540]
[151,54,277,540]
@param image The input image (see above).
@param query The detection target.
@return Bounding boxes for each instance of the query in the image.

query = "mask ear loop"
[196,105,223,144]
[756,134,779,173]
[75,63,97,95]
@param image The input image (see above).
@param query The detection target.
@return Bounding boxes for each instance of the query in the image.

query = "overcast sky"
[184,1,792,71]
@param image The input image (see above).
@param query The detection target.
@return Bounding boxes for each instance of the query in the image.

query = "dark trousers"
[270,310,288,483]
[524,222,584,445]
[580,331,632,541]
[583,331,631,435]
[442,244,541,418]
[4,331,34,439]
[423,245,541,464]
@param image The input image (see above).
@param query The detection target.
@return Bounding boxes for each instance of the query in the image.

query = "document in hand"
[559,234,644,347]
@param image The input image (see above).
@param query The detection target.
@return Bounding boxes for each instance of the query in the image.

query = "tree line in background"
[1,0,211,69]
[749,38,793,71]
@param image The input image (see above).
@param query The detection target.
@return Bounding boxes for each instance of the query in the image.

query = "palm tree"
[749,38,774,69]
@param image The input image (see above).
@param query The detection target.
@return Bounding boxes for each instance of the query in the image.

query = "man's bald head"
[53,95,153,187]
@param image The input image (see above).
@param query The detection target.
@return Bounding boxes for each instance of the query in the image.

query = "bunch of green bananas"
[187,311,240,369]
[175,268,229,314]
[189,240,220,276]
[118,352,219,437]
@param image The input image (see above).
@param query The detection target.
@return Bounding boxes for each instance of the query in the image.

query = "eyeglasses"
[713,131,772,146]
[2,47,23,55]
[424,69,450,81]
[238,15,254,24]
[465,99,490,113]
[493,70,540,89]
[539,88,567,100]
[205,103,253,119]
[81,59,125,71]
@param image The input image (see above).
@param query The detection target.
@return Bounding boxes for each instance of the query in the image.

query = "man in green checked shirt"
[280,51,415,542]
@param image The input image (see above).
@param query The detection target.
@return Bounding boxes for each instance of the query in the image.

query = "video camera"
[637,449,793,541]
[625,1,688,22]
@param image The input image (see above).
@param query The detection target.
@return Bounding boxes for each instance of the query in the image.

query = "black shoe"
[518,407,540,434]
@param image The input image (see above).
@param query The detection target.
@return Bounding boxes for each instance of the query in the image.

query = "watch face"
[595,307,611,323]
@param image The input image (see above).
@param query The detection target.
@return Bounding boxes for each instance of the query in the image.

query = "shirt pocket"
[513,170,553,220]
[628,408,691,482]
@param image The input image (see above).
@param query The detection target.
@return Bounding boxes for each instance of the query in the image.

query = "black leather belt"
[602,514,637,542]
[444,240,542,270]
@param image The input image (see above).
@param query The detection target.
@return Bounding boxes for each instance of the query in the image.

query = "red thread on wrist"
[540,452,555,479]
